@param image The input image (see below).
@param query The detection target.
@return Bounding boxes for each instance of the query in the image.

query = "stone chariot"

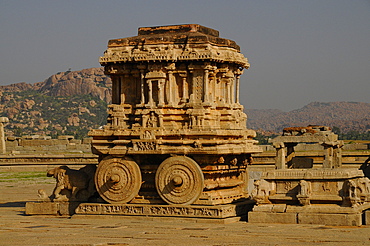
[89,24,261,207]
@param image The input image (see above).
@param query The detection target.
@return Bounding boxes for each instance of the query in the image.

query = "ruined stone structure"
[0,117,9,154]
[249,126,370,226]
[88,24,261,208]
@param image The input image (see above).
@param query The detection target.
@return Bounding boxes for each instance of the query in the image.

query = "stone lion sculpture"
[46,165,96,202]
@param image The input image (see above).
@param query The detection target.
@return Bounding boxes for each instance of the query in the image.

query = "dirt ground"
[1,173,370,245]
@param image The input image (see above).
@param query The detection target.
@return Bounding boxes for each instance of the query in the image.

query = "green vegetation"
[0,90,108,139]
[0,172,53,183]
[332,126,370,140]
[255,132,278,145]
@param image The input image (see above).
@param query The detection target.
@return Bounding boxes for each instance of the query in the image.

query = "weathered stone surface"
[364,210,370,225]
[250,127,370,225]
[45,165,97,202]
[248,211,297,224]
[25,201,81,216]
[0,117,9,154]
[298,213,362,226]
[89,24,261,206]
[25,201,58,215]
[76,200,254,219]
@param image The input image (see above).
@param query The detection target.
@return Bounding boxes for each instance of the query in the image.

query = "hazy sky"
[1,0,369,111]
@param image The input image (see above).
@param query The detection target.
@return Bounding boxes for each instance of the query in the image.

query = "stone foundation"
[25,200,254,219]
[248,204,370,226]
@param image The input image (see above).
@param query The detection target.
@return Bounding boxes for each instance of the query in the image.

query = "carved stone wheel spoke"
[95,157,142,204]
[155,156,204,205]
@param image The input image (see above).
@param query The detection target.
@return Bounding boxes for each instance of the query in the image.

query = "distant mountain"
[1,67,112,103]
[246,101,370,134]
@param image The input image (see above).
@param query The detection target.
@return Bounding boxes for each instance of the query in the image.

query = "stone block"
[82,138,92,144]
[298,213,362,226]
[272,204,287,213]
[364,210,370,225]
[248,211,297,224]
[25,202,81,216]
[58,135,74,140]
[25,202,58,215]
[70,139,82,144]
[52,139,69,145]
[66,144,77,150]
[58,202,81,215]
[252,204,273,212]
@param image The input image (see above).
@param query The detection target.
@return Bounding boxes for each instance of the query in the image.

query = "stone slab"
[75,201,254,219]
[286,205,356,214]
[248,211,297,224]
[263,168,364,180]
[298,213,362,226]
[72,214,244,224]
[363,210,370,225]
[25,202,58,215]
[25,202,81,216]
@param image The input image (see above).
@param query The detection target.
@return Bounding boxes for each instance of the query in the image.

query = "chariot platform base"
[75,201,254,219]
[25,200,255,220]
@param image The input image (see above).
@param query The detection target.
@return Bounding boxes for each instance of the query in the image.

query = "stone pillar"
[158,115,164,127]
[112,76,120,104]
[0,117,9,154]
[140,70,145,105]
[286,143,297,168]
[147,79,154,108]
[120,75,127,104]
[158,79,165,107]
[235,74,240,104]
[188,64,203,103]
[230,77,235,104]
[274,142,286,169]
[333,146,342,168]
[180,75,188,103]
[226,80,231,105]
[167,71,175,106]
[323,144,334,168]
[204,69,209,103]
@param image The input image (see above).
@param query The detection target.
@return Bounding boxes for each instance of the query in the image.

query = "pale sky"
[1,0,369,111]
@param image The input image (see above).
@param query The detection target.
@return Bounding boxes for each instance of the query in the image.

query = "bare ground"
[0,173,370,245]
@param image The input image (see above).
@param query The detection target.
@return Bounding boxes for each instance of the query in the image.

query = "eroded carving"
[46,165,96,202]
[89,24,262,206]
[344,178,370,207]
[251,179,274,204]
[297,180,311,206]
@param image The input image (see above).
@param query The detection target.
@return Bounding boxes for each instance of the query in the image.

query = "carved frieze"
[75,201,252,218]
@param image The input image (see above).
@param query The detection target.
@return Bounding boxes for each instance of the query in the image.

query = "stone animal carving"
[345,177,370,207]
[297,180,312,206]
[47,165,96,202]
[251,179,274,204]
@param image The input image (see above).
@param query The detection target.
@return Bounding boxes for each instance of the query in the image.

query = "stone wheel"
[95,156,142,204]
[155,156,204,205]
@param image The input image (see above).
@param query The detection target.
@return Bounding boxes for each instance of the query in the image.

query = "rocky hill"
[0,68,111,138]
[246,101,370,134]
[1,67,112,103]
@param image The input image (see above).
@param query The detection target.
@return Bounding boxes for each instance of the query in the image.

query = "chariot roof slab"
[100,24,249,68]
